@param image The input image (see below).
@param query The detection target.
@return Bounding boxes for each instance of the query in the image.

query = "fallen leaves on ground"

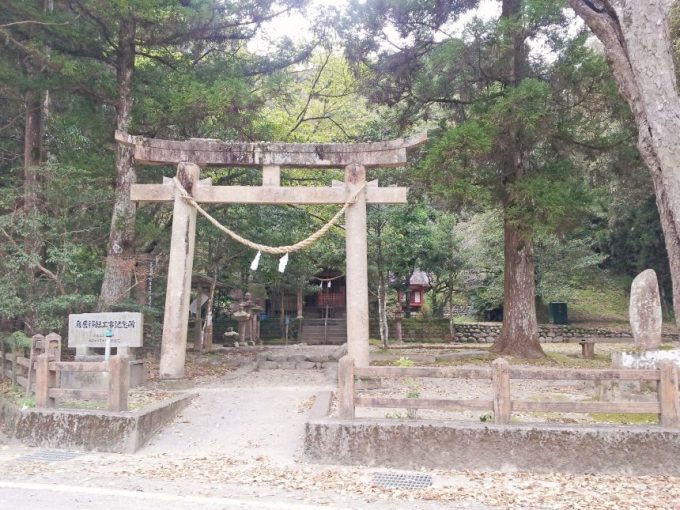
[10,453,678,510]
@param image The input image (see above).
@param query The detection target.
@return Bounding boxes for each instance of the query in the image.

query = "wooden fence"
[35,354,129,412]
[337,356,680,427]
[0,333,61,392]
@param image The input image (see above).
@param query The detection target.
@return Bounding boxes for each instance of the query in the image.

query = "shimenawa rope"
[172,177,365,255]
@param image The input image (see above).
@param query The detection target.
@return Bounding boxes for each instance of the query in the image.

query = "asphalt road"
[0,481,342,510]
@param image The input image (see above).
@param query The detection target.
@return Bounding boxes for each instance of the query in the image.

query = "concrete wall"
[305,418,680,475]
[0,393,193,453]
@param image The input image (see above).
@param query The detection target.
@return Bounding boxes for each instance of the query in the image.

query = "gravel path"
[141,368,333,464]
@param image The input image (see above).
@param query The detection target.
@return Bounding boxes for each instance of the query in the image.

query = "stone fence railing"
[337,356,680,427]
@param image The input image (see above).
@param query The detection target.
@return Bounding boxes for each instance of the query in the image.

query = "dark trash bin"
[549,302,568,325]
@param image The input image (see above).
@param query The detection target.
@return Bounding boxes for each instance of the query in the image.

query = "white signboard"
[68,312,143,348]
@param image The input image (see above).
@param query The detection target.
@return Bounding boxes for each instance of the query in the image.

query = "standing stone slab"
[68,312,143,349]
[629,269,662,350]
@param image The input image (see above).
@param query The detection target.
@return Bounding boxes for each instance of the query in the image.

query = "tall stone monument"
[629,269,662,351]
[613,269,680,372]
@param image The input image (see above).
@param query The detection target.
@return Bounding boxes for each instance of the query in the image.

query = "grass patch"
[567,271,631,323]
[437,351,611,369]
[589,412,658,425]
[512,352,612,369]
[435,356,491,366]
[1,384,35,408]
[373,349,613,369]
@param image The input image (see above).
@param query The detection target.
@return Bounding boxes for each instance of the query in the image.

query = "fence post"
[44,332,61,361]
[658,361,680,427]
[26,334,44,396]
[492,357,511,424]
[108,356,129,412]
[35,354,55,408]
[338,355,355,420]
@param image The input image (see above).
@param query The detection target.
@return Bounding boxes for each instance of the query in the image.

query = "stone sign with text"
[68,312,143,348]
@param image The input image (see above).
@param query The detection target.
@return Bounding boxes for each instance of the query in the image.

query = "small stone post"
[108,355,130,412]
[44,332,61,360]
[658,360,680,427]
[580,340,595,359]
[492,358,511,424]
[160,162,200,379]
[26,334,44,394]
[338,356,355,420]
[35,354,55,408]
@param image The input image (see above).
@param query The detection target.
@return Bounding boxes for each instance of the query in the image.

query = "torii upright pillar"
[344,164,370,367]
[160,162,199,379]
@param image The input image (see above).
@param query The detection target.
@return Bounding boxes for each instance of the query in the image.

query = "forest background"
[0,0,676,357]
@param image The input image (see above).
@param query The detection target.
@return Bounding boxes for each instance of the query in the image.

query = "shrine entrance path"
[140,367,333,464]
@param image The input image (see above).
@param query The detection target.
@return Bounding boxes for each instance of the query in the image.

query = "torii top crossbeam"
[115,131,427,168]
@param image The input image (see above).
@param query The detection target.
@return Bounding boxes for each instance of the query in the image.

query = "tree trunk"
[491,218,544,357]
[20,0,55,332]
[404,288,412,318]
[97,17,137,311]
[378,273,388,349]
[22,89,43,333]
[491,0,545,358]
[568,0,680,328]
[193,292,203,353]
[204,277,217,351]
[23,91,42,196]
[447,286,456,342]
[296,284,303,318]
[279,290,285,329]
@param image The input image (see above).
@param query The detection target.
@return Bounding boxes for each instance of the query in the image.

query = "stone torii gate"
[118,130,426,379]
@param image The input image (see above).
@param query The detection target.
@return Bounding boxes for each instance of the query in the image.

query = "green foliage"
[405,380,420,399]
[600,196,673,310]
[395,356,415,367]
[7,331,31,351]
[344,1,641,334]
[0,160,110,330]
[457,209,605,313]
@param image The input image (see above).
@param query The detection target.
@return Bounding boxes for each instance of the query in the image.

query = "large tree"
[344,0,630,357]
[569,0,680,327]
[4,0,312,312]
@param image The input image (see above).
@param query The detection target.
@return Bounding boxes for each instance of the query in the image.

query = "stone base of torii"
[119,131,426,379]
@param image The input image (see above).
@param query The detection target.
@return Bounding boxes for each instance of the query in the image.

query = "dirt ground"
[2,342,680,509]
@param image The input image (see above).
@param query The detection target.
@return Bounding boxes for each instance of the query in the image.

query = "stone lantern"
[233,302,250,345]
[251,303,263,344]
